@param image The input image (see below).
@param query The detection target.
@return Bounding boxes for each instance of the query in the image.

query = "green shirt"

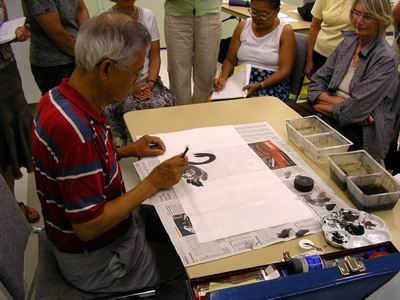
[165,0,222,16]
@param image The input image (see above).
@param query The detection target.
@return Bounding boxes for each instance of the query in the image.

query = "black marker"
[180,146,189,158]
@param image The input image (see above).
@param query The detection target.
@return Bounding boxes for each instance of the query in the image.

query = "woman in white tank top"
[214,0,296,101]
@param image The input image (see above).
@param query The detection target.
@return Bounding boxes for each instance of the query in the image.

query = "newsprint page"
[134,122,348,267]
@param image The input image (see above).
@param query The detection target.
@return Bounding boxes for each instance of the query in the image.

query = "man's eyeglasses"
[113,61,144,86]
[351,9,374,23]
[248,8,274,21]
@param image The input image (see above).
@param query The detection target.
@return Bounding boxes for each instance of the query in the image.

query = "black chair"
[289,33,308,101]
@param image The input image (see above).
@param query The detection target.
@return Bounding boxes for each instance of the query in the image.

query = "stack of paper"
[0,17,26,44]
[211,64,252,100]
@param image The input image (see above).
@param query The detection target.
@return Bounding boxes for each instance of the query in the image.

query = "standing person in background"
[164,0,222,104]
[393,1,400,53]
[0,1,40,222]
[304,0,353,79]
[105,0,178,147]
[21,0,89,94]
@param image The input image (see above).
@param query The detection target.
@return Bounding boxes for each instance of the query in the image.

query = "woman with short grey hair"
[290,0,399,160]
[31,11,188,298]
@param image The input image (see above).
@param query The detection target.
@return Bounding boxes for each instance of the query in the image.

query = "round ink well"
[294,176,314,193]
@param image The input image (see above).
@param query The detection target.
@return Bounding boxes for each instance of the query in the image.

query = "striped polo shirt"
[32,79,131,253]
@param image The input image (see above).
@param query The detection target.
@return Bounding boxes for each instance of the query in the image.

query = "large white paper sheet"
[142,125,314,243]
[133,122,349,266]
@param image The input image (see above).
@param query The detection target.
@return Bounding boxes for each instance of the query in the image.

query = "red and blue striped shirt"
[32,79,131,253]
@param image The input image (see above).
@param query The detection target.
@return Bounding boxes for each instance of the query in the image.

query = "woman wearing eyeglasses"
[291,0,398,161]
[214,0,296,101]
[304,0,353,79]
[104,0,178,147]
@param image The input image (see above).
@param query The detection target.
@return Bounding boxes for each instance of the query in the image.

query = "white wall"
[5,0,41,104]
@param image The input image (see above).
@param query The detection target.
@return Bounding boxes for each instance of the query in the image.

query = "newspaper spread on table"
[133,122,348,267]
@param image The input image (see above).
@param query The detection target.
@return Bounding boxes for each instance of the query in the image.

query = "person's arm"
[147,40,161,84]
[307,39,340,104]
[331,55,398,126]
[243,25,296,97]
[117,135,166,158]
[72,155,188,241]
[304,17,322,79]
[132,40,161,101]
[77,0,89,26]
[34,11,75,56]
[214,20,245,91]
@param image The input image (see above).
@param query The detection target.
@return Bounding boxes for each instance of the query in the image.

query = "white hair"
[75,11,150,71]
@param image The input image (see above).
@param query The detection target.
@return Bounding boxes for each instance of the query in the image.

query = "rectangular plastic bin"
[328,150,383,190]
[303,131,353,164]
[347,172,400,211]
[286,116,332,150]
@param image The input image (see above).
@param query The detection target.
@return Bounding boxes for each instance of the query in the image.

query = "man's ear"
[97,59,113,81]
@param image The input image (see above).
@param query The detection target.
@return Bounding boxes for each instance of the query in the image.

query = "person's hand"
[304,59,314,80]
[243,83,260,97]
[15,24,31,42]
[146,155,188,191]
[132,82,153,101]
[213,75,226,92]
[359,115,375,126]
[117,135,166,158]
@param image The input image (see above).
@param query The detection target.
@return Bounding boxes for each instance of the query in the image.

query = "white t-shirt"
[237,18,286,72]
[138,7,160,77]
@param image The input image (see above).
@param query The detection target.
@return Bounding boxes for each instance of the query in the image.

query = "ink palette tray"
[322,208,391,249]
[286,116,353,163]
[328,150,384,190]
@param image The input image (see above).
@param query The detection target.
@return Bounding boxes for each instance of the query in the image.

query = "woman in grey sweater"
[291,0,398,160]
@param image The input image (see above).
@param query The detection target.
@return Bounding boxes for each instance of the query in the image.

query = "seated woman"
[214,0,296,101]
[291,0,399,161]
[104,0,177,147]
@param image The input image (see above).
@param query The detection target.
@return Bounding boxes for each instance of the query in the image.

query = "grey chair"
[0,174,155,299]
[31,232,156,300]
[289,33,308,101]
[0,175,31,300]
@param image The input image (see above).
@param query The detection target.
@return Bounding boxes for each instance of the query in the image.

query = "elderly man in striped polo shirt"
[32,12,188,299]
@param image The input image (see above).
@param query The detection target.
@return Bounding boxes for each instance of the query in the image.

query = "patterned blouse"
[0,2,15,70]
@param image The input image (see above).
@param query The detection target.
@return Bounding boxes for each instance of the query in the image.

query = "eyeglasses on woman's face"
[248,8,274,21]
[351,9,375,23]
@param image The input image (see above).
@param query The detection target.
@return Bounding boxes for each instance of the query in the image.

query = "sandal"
[18,202,40,223]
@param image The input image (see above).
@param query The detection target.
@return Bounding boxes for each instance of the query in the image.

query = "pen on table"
[180,146,189,158]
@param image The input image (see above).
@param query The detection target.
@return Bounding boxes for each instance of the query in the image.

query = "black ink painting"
[183,153,216,187]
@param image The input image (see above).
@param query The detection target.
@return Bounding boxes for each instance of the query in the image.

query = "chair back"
[0,175,31,300]
[290,33,308,100]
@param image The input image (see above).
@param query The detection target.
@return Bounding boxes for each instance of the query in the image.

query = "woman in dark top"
[0,1,39,222]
